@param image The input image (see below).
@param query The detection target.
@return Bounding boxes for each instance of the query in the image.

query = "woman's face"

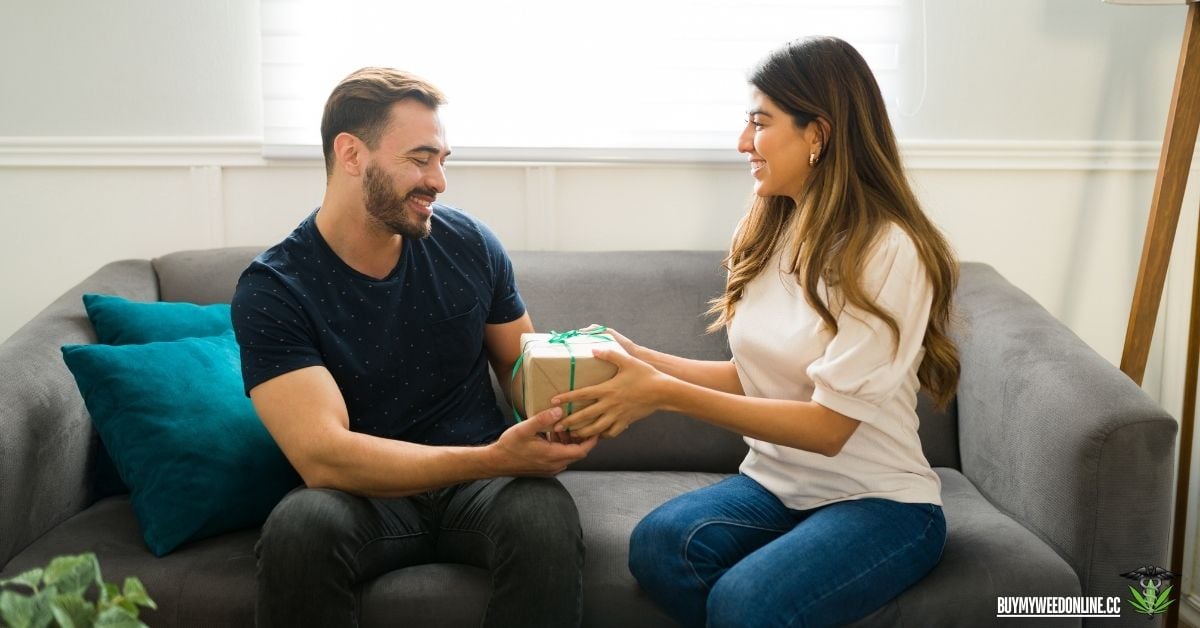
[737,88,821,201]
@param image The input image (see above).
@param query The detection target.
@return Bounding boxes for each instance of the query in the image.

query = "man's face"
[361,100,450,239]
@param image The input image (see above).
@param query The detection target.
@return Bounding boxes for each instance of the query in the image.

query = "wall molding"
[901,139,1172,172]
[0,136,266,167]
[0,136,1179,171]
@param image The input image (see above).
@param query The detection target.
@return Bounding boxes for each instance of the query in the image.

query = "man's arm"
[250,363,594,498]
[483,313,535,408]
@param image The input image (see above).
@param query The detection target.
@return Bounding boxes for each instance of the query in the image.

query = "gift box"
[513,328,626,422]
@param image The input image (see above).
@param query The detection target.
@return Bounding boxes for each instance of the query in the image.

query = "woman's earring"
[809,152,818,166]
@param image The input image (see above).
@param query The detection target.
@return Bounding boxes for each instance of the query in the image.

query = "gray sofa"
[0,248,1177,627]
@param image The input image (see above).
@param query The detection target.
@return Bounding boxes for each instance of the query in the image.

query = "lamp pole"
[1118,3,1200,627]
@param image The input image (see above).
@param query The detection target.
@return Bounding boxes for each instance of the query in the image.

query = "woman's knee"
[628,503,695,584]
[708,570,826,628]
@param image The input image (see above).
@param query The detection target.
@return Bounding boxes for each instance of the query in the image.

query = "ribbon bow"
[510,326,612,421]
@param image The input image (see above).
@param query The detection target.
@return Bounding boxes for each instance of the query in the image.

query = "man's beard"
[363,164,433,240]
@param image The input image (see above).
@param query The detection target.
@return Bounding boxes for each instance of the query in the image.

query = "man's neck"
[314,193,404,280]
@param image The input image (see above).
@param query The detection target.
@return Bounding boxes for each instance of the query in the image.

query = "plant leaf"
[43,555,98,598]
[50,592,96,628]
[101,583,119,605]
[116,598,137,615]
[0,568,44,594]
[90,554,104,593]
[1129,585,1148,607]
[0,588,56,628]
[120,578,155,610]
[93,605,147,628]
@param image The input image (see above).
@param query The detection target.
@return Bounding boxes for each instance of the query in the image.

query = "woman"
[551,36,959,627]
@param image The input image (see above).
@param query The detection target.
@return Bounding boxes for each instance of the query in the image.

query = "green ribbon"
[510,326,613,422]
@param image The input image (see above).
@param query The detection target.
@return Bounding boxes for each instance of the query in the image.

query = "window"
[261,0,915,161]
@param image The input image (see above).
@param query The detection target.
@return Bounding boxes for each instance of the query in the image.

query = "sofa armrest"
[954,263,1177,609]
[0,259,158,567]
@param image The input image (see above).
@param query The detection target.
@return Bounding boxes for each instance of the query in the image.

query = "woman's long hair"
[708,36,960,408]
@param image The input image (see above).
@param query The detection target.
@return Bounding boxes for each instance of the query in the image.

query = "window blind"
[260,0,912,160]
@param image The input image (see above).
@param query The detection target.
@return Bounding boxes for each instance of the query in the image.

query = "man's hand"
[486,407,599,476]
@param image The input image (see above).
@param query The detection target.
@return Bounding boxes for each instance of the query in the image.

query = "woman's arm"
[612,327,743,396]
[552,349,859,455]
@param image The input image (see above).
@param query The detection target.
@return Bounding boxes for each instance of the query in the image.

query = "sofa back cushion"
[509,251,747,472]
[149,247,960,474]
[508,251,746,472]
[154,247,264,304]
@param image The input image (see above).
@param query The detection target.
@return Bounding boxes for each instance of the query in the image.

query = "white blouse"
[728,222,942,510]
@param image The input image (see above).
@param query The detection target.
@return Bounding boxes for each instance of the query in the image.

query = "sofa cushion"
[848,469,1080,627]
[61,333,300,556]
[152,247,264,305]
[916,393,960,470]
[373,468,1077,627]
[361,471,724,627]
[0,497,260,627]
[146,247,963,473]
[511,251,748,473]
[83,293,232,345]
[1,469,1079,627]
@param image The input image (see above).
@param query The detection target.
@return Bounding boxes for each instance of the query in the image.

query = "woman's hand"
[582,324,640,357]
[551,346,673,439]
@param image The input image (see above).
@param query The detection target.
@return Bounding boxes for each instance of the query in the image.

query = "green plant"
[0,553,155,628]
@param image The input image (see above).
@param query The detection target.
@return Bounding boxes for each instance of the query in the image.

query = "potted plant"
[0,553,155,628]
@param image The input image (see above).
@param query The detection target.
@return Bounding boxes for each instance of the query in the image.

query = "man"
[232,67,596,627]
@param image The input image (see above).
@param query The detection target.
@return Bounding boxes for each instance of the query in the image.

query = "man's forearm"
[302,430,502,498]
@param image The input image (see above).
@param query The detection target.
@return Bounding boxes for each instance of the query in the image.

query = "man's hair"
[320,67,447,175]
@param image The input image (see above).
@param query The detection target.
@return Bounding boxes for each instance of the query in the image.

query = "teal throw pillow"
[61,332,301,556]
[81,294,234,498]
[83,293,232,345]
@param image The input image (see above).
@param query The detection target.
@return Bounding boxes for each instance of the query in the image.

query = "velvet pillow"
[61,332,300,556]
[81,294,235,498]
[83,293,232,345]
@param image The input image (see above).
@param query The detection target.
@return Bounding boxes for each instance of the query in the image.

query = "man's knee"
[259,488,363,562]
[495,478,580,535]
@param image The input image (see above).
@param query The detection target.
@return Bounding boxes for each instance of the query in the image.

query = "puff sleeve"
[806,227,932,425]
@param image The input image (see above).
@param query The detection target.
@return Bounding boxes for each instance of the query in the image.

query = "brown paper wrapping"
[515,331,626,422]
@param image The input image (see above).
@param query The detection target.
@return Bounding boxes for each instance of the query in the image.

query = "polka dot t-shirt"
[232,205,525,446]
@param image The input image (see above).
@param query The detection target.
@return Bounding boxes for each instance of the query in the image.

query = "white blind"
[261,0,912,160]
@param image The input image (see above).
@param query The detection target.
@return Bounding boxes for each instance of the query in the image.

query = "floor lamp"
[1117,2,1199,627]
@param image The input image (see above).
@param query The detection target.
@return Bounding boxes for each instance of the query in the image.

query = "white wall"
[3,0,1199,610]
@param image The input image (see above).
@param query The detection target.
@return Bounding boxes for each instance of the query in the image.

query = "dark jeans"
[255,476,584,628]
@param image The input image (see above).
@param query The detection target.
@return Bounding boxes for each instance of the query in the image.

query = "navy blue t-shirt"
[231,205,525,446]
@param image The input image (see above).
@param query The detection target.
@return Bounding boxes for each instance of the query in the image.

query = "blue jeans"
[629,474,946,628]
[255,477,583,627]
